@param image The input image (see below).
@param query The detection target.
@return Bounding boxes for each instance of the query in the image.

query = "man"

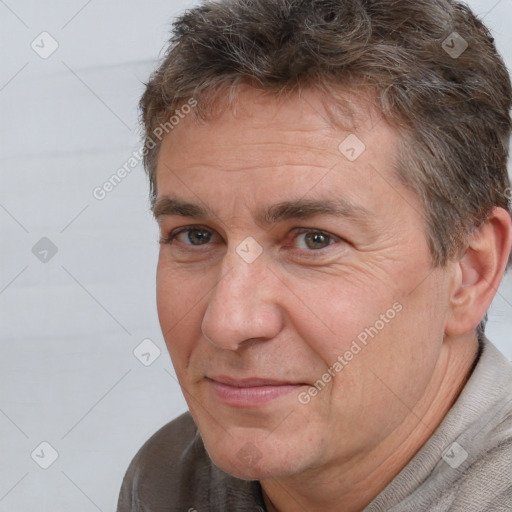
[118,0,512,510]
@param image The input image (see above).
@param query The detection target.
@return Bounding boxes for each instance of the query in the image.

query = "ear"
[445,207,512,337]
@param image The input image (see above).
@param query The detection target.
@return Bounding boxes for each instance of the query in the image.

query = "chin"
[208,448,303,481]
[201,428,315,481]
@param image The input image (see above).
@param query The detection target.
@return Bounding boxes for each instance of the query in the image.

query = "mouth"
[205,375,307,407]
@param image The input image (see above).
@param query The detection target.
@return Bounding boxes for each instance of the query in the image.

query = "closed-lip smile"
[205,375,307,407]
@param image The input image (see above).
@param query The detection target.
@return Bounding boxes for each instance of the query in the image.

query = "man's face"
[155,88,455,480]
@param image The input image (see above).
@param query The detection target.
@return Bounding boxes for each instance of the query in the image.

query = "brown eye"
[293,230,336,250]
[303,232,331,249]
[161,227,216,246]
[184,229,212,245]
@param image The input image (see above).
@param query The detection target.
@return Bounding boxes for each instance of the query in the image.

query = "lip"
[206,375,306,407]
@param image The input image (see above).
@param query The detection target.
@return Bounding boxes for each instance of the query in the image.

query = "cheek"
[285,267,436,411]
[156,252,211,320]
[156,262,178,332]
[285,271,399,365]
[329,273,450,412]
[156,260,205,360]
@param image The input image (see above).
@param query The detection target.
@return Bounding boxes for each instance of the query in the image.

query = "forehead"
[159,87,387,164]
[154,87,412,219]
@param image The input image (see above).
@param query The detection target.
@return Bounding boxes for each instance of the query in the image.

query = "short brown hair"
[140,0,512,332]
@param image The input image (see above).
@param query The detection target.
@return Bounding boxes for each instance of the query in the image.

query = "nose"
[200,251,284,351]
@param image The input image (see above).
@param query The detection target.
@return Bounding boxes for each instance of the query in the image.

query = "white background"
[1,1,511,510]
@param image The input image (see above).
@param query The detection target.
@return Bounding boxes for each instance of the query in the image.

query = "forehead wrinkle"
[217,163,337,174]
[216,137,342,160]
[219,139,334,152]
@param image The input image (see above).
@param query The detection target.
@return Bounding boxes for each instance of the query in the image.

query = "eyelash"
[159,225,342,253]
[159,224,211,245]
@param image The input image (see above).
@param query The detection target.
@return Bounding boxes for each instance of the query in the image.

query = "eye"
[293,229,339,250]
[160,226,215,246]
[181,228,212,245]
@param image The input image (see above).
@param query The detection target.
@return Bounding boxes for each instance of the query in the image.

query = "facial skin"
[154,87,508,512]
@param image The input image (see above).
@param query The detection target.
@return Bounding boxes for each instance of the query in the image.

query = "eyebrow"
[152,195,372,225]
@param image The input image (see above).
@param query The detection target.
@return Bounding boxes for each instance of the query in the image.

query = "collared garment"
[117,338,512,511]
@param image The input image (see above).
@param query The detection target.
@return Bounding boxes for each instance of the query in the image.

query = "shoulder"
[458,409,512,506]
[433,342,512,512]
[117,411,212,511]
[440,341,512,510]
[443,431,512,511]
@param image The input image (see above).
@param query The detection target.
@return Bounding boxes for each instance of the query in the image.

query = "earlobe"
[445,207,512,338]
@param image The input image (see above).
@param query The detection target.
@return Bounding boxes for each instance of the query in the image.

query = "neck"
[261,335,479,512]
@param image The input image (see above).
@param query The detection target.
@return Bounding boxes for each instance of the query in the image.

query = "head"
[142,0,512,481]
